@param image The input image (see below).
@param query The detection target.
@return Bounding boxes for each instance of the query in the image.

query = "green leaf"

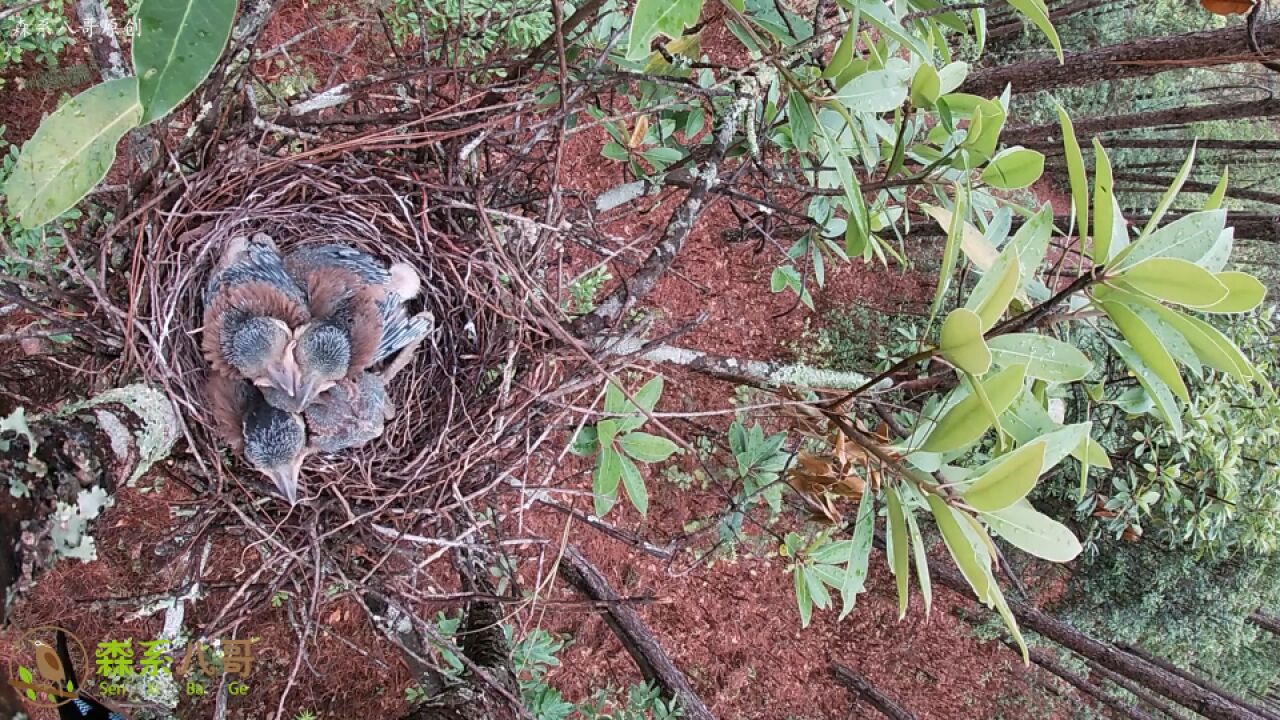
[617,453,648,515]
[920,364,1026,453]
[1201,271,1267,314]
[805,566,833,609]
[963,442,1045,512]
[927,495,991,603]
[855,0,932,58]
[18,665,32,684]
[937,61,969,94]
[4,78,142,228]
[1118,257,1228,308]
[1005,391,1110,469]
[1008,204,1054,281]
[840,489,876,619]
[632,375,664,414]
[925,191,966,321]
[886,486,911,619]
[966,249,1022,330]
[1005,0,1062,61]
[1154,308,1257,383]
[987,333,1092,383]
[989,579,1029,663]
[618,432,679,463]
[1101,300,1189,402]
[1031,422,1092,473]
[1055,105,1088,239]
[788,91,816,151]
[626,0,703,61]
[1203,166,1229,211]
[1113,210,1226,270]
[836,69,909,113]
[1091,139,1115,262]
[1137,143,1196,241]
[983,500,1082,562]
[133,0,238,124]
[1105,335,1184,436]
[794,565,813,627]
[938,308,992,375]
[822,28,856,81]
[910,63,941,107]
[904,499,933,614]
[980,147,1044,190]
[642,147,683,166]
[593,445,623,516]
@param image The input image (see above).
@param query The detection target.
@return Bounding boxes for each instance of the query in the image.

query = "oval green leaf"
[980,147,1045,190]
[593,445,623,517]
[962,442,1045,512]
[987,333,1093,383]
[4,78,142,229]
[885,486,911,619]
[939,308,991,375]
[910,63,941,108]
[1200,271,1267,314]
[618,431,679,463]
[618,452,649,515]
[921,364,1026,453]
[1101,300,1189,403]
[984,500,1082,562]
[967,249,1022,330]
[133,0,238,124]
[927,495,992,603]
[1118,257,1228,308]
[836,69,909,113]
[1113,210,1226,270]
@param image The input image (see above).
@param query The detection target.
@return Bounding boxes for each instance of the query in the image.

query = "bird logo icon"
[7,626,85,708]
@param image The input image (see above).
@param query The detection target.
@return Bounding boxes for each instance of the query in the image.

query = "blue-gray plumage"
[203,234,309,399]
[305,371,389,453]
[280,244,430,410]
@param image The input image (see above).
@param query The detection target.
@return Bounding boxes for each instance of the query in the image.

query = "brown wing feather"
[205,374,250,451]
[345,288,384,377]
[202,281,310,375]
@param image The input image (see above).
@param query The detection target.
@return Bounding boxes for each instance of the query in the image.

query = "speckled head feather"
[201,284,308,378]
[205,374,308,504]
[305,372,389,453]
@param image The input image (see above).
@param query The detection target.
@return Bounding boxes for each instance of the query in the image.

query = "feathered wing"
[206,373,252,451]
[372,296,433,365]
[205,235,306,307]
[201,282,310,376]
[285,244,390,287]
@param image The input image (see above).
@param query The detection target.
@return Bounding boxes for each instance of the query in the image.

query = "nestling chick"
[305,371,390,453]
[207,373,309,505]
[203,234,310,400]
[280,244,432,410]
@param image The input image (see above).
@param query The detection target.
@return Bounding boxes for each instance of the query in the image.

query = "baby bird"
[207,373,309,505]
[305,371,390,453]
[281,244,432,410]
[203,234,310,400]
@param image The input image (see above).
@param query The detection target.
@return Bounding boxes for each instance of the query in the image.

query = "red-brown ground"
[0,3,1079,719]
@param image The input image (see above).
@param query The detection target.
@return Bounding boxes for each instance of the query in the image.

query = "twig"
[558,544,717,720]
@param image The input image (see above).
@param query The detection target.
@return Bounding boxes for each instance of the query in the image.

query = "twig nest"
[129,148,553,512]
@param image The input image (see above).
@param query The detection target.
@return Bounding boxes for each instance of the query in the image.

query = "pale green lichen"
[51,487,113,562]
[1,407,37,456]
[57,384,179,485]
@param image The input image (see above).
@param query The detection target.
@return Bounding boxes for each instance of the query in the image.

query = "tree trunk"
[1028,138,1280,153]
[963,21,1280,96]
[828,662,918,720]
[1120,644,1280,720]
[1003,100,1280,146]
[1250,611,1280,636]
[1030,648,1161,720]
[985,0,1109,40]
[928,562,1267,720]
[1113,173,1280,207]
[0,385,178,621]
[1086,660,1192,720]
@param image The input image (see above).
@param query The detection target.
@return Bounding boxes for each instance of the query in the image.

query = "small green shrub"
[0,1,76,89]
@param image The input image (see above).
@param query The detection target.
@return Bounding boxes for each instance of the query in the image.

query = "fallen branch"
[828,662,918,720]
[571,104,742,339]
[1029,647,1160,720]
[558,544,717,720]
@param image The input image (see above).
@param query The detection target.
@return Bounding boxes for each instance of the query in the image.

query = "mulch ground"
[0,2,1082,718]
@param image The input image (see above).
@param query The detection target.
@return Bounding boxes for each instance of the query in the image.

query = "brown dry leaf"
[628,116,650,149]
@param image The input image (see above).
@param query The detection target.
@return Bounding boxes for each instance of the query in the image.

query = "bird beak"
[266,360,300,399]
[263,461,302,505]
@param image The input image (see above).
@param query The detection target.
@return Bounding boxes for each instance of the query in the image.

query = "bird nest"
[123,141,568,543]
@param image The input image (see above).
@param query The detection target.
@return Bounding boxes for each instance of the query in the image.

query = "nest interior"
[132,150,562,528]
